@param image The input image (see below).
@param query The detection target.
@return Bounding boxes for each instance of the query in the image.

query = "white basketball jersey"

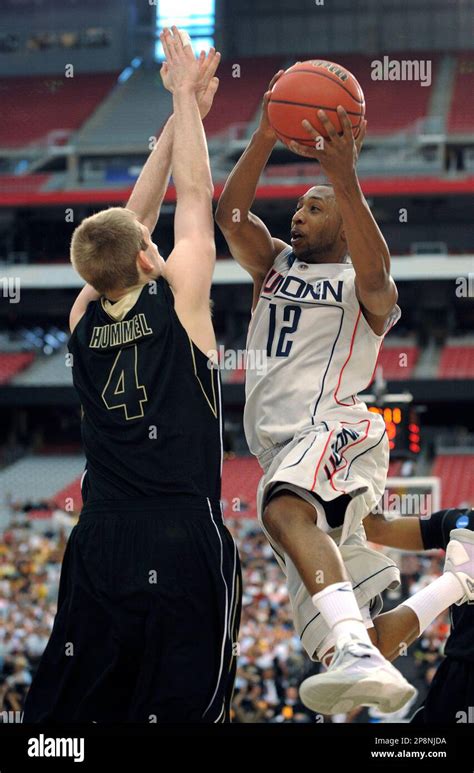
[244,246,400,457]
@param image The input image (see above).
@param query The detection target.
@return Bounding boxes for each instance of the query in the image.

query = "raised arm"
[125,114,174,235]
[215,73,288,294]
[159,27,219,354]
[126,50,219,235]
[290,110,398,335]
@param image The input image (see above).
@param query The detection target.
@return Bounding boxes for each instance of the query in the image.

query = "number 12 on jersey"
[266,303,302,358]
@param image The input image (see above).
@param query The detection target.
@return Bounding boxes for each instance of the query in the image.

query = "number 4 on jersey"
[102,345,148,420]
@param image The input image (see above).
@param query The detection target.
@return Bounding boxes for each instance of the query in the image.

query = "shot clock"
[367,399,421,458]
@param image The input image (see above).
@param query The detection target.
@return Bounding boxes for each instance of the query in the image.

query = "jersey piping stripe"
[310,306,345,421]
[224,536,240,722]
[333,308,361,407]
[226,529,238,641]
[225,569,241,721]
[327,419,371,495]
[213,704,225,723]
[310,430,335,492]
[202,498,230,720]
[217,372,224,477]
[344,429,387,481]
[278,432,319,471]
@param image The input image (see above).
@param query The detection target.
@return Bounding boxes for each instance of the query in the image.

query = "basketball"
[267,59,365,147]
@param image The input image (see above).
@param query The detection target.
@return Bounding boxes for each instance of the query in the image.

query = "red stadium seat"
[222,456,261,518]
[448,54,474,134]
[0,73,119,148]
[437,345,474,378]
[375,345,419,380]
[53,476,83,512]
[298,53,438,136]
[203,57,285,137]
[432,454,474,509]
[0,174,50,193]
[0,352,35,384]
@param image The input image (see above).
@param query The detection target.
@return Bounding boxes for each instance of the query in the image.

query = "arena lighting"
[117,57,142,84]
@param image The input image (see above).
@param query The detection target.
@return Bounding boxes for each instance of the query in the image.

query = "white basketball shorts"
[255,420,400,660]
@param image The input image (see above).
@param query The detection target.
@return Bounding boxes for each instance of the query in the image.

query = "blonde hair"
[70,207,146,295]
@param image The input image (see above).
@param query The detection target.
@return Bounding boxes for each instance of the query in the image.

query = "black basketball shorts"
[23,495,241,723]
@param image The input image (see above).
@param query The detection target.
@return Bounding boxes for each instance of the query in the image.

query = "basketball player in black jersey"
[363,507,474,722]
[23,28,241,724]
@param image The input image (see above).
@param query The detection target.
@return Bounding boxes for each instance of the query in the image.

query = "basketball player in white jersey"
[216,73,416,715]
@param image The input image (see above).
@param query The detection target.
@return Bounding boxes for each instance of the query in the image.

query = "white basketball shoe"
[444,528,474,603]
[299,634,417,715]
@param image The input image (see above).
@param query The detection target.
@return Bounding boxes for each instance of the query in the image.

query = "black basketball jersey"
[436,508,474,663]
[68,278,222,503]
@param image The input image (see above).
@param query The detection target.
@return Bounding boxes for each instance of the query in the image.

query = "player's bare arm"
[215,72,288,309]
[125,116,173,235]
[290,108,398,336]
[69,36,220,340]
[160,27,219,355]
[69,284,100,333]
[126,47,220,235]
[363,512,424,551]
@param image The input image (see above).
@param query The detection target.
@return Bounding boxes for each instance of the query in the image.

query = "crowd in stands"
[0,504,450,723]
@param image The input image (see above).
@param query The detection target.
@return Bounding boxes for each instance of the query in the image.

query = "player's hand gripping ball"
[267,59,365,147]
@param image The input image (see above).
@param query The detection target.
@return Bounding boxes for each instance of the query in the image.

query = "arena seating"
[447,54,474,134]
[12,350,73,386]
[0,174,50,193]
[0,454,84,505]
[432,454,474,508]
[437,343,474,378]
[375,344,420,380]
[0,352,34,384]
[0,51,467,155]
[0,73,118,147]
[297,53,438,135]
[202,56,284,137]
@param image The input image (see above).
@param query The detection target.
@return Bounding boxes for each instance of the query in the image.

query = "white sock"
[312,581,372,645]
[401,571,464,633]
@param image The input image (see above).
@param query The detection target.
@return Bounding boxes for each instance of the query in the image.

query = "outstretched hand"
[289,106,367,182]
[159,26,201,92]
[161,45,220,118]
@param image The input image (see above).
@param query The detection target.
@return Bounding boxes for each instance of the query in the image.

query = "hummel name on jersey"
[89,313,153,349]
